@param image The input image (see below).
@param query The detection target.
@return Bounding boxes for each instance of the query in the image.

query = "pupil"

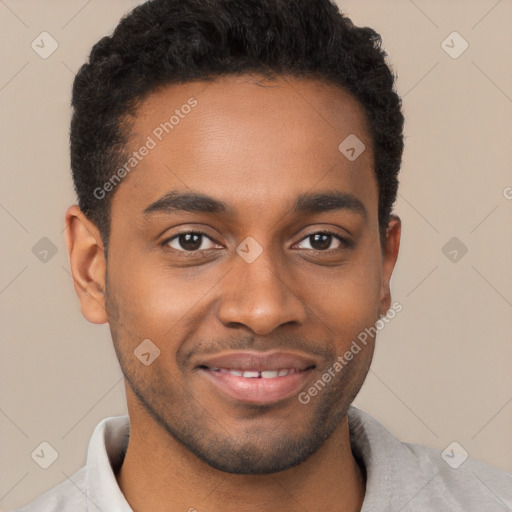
[180,233,202,251]
[311,233,331,250]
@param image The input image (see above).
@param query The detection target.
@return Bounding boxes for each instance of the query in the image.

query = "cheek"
[297,248,383,345]
[107,254,223,342]
[306,243,382,302]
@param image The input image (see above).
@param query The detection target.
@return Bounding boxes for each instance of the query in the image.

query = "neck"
[117,390,365,512]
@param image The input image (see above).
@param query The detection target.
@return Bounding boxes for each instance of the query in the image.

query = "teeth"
[242,371,260,378]
[208,367,298,378]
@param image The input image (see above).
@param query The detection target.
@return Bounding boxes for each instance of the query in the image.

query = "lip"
[198,366,315,404]
[195,350,318,372]
[195,350,318,405]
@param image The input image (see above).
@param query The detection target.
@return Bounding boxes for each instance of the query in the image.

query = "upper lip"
[196,350,318,372]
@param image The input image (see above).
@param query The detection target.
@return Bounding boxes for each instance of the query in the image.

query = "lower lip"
[198,368,314,405]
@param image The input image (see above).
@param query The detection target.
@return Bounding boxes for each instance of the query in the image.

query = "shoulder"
[9,415,130,512]
[403,440,512,510]
[347,406,512,511]
[9,466,87,511]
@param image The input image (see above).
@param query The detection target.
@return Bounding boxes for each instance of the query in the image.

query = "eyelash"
[161,230,353,255]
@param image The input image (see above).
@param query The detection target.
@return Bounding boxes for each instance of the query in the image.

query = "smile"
[206,367,304,378]
[198,365,315,404]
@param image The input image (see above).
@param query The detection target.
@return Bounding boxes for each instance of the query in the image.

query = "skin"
[65,74,401,512]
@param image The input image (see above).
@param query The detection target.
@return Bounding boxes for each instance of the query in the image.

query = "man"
[14,0,511,510]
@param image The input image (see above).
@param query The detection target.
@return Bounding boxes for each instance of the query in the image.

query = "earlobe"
[380,215,401,316]
[65,205,108,324]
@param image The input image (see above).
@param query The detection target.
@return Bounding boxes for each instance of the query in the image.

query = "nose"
[217,246,308,336]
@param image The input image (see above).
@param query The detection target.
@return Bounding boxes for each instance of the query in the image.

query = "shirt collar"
[82,407,427,511]
[85,415,132,511]
[347,405,438,511]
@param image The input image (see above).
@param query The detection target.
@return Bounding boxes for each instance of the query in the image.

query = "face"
[77,74,400,475]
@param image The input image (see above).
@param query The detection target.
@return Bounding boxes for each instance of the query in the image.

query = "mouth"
[195,351,318,405]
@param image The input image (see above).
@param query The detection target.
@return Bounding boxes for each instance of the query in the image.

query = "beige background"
[1,0,511,509]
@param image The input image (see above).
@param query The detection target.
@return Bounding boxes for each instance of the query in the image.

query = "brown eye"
[164,231,218,252]
[295,232,351,251]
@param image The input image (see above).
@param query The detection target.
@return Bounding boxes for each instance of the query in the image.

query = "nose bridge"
[217,236,307,334]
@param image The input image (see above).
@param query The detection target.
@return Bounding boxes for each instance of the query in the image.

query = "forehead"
[111,74,377,223]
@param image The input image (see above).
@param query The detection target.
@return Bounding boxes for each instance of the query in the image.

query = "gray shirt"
[12,406,512,511]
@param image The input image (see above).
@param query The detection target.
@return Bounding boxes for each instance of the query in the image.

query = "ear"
[65,205,108,324]
[379,214,401,316]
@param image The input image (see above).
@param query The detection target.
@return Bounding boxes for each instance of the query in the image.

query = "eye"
[163,231,219,252]
[294,231,352,251]
[162,229,352,255]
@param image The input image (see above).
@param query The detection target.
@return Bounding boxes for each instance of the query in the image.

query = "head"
[66,0,403,474]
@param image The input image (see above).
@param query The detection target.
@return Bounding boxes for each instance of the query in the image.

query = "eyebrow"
[143,190,367,220]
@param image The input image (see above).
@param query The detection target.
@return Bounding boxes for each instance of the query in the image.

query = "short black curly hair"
[71,0,404,252]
